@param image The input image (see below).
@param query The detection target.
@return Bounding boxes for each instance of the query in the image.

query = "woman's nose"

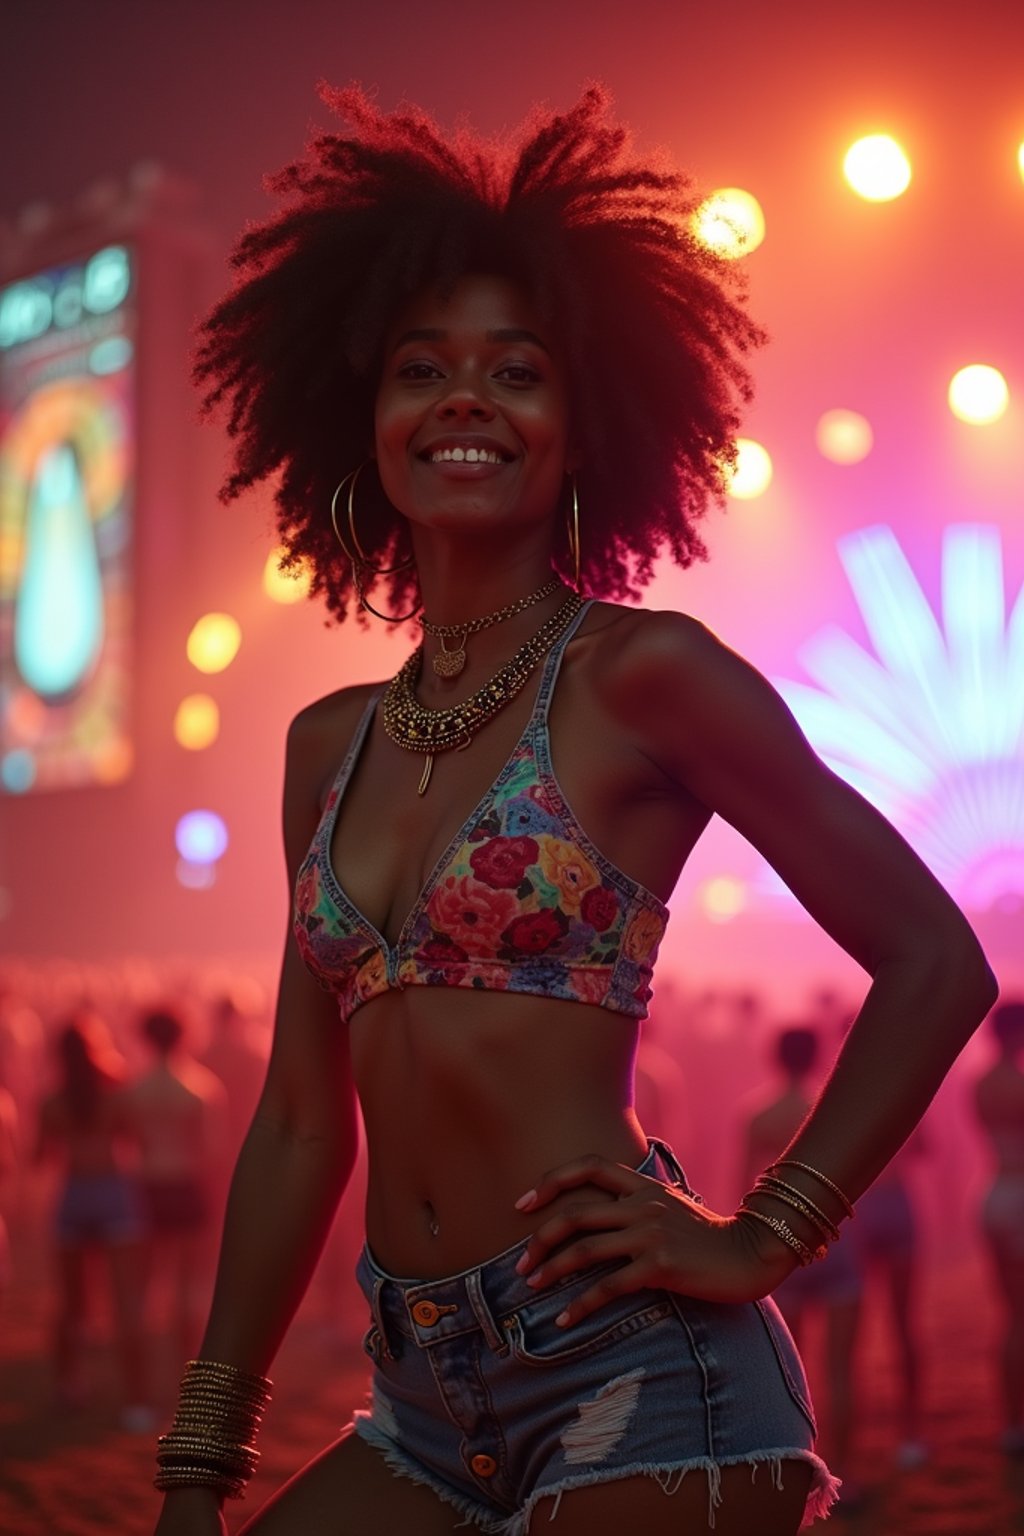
[436,375,494,419]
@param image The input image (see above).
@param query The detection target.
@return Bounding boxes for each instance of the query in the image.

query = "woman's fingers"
[516,1216,637,1289]
[514,1153,650,1213]
[552,1259,656,1328]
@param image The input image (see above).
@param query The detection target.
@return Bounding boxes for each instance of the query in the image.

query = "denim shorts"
[352,1140,839,1532]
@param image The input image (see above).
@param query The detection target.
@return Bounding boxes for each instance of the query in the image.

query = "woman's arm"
[193,704,361,1372]
[154,705,360,1533]
[515,613,996,1316]
[636,613,997,1199]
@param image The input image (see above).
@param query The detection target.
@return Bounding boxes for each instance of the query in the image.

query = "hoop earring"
[566,472,582,594]
[330,461,419,622]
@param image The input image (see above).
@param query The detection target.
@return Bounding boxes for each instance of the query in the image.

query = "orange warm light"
[186,612,242,673]
[700,876,747,923]
[843,135,912,201]
[693,187,765,259]
[816,409,874,465]
[263,547,313,604]
[725,438,773,499]
[174,693,220,750]
[948,364,1009,424]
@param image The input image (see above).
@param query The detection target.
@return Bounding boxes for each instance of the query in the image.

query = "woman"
[153,87,995,1535]
[35,1009,150,1425]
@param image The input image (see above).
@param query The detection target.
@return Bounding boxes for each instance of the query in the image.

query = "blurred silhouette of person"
[34,1009,151,1428]
[854,1128,928,1467]
[200,989,268,1174]
[974,998,1024,1454]
[743,1025,863,1493]
[121,1007,228,1363]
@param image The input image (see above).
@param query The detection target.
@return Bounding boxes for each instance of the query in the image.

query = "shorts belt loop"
[465,1269,507,1354]
[649,1137,689,1191]
[370,1276,396,1361]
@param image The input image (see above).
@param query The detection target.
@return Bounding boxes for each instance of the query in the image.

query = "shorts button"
[412,1300,441,1326]
[471,1453,498,1478]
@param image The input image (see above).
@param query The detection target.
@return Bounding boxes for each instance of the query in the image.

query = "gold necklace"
[420,575,562,677]
[383,591,583,795]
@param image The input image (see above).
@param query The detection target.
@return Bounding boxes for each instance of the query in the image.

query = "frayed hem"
[351,1413,502,1532]
[493,1449,841,1534]
[352,1416,842,1533]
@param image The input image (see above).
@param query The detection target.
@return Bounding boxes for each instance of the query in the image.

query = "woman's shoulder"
[582,601,731,705]
[281,683,382,850]
[288,680,381,747]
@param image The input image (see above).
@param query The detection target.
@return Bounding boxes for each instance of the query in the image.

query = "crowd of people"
[0,956,1020,1495]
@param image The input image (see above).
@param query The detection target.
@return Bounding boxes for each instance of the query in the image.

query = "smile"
[428,447,508,465]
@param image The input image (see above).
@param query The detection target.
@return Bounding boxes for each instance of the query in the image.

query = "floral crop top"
[293,601,669,1024]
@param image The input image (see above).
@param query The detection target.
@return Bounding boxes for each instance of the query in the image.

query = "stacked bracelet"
[769,1159,856,1221]
[752,1173,841,1245]
[736,1204,826,1267]
[738,1158,855,1269]
[154,1359,272,1500]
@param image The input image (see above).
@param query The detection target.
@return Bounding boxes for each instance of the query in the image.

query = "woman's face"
[374,273,576,544]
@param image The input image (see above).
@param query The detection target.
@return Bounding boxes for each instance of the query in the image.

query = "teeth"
[430,447,504,464]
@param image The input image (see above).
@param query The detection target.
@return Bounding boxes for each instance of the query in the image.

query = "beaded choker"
[383,591,584,794]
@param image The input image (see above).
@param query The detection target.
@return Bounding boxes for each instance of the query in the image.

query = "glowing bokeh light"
[1,749,36,793]
[816,409,874,465]
[948,364,1009,425]
[174,693,220,750]
[693,188,765,259]
[175,809,228,865]
[263,547,313,604]
[725,438,773,499]
[186,612,241,673]
[176,858,217,890]
[700,876,747,923]
[1018,142,1024,183]
[843,135,912,201]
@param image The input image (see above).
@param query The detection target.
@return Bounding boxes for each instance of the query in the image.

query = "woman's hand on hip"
[513,1153,797,1323]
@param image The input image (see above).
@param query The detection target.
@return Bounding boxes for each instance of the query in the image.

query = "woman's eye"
[496,363,541,384]
[397,360,443,381]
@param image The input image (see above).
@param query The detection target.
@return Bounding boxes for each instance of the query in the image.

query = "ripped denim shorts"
[352,1140,839,1533]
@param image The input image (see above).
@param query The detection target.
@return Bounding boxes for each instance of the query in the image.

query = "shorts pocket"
[502,1271,673,1367]
[754,1297,817,1434]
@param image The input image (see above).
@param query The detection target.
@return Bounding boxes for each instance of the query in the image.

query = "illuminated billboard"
[0,244,135,792]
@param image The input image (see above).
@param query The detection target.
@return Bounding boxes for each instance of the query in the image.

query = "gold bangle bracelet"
[768,1160,855,1220]
[754,1174,841,1242]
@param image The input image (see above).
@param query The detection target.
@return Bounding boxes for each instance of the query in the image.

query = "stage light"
[175,809,228,864]
[774,524,1024,908]
[263,547,312,604]
[693,188,765,259]
[948,364,1009,424]
[843,135,912,201]
[816,409,873,465]
[186,612,241,673]
[700,876,747,922]
[725,438,773,499]
[174,693,220,750]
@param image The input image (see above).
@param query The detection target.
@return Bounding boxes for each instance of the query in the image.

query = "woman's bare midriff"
[349,985,650,1278]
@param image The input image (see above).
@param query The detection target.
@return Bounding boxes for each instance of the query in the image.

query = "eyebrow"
[393,327,551,353]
